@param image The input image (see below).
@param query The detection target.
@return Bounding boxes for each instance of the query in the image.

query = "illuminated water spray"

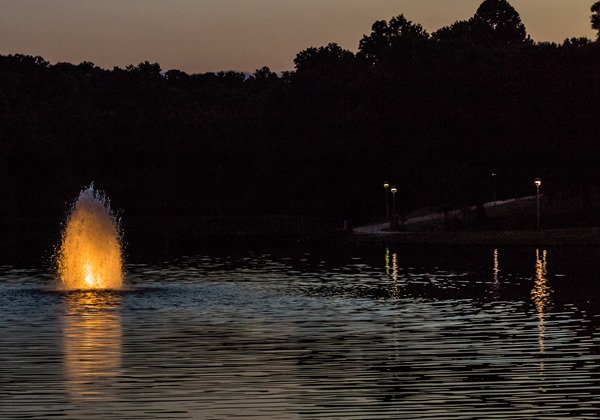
[56,185,124,290]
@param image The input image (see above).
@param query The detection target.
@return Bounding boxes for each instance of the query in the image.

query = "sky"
[0,0,596,74]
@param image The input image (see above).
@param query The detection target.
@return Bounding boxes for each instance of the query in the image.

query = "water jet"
[56,185,123,290]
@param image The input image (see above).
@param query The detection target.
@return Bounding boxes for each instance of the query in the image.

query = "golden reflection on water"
[385,248,400,299]
[531,249,550,378]
[492,248,500,298]
[385,247,391,278]
[62,291,122,402]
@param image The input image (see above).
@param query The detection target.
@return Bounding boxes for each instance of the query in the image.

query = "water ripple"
[1,246,600,418]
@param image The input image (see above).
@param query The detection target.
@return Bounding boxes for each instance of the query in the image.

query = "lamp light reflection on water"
[385,247,400,298]
[391,252,399,298]
[492,248,500,298]
[385,247,390,278]
[493,248,499,284]
[532,249,550,377]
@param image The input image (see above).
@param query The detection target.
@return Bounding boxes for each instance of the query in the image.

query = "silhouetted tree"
[471,0,527,45]
[592,1,600,39]
[292,43,357,106]
[294,43,355,73]
[434,0,526,47]
[215,70,247,87]
[432,20,475,44]
[358,15,429,66]
[125,61,162,76]
[2,0,600,235]
[250,66,278,83]
[562,37,593,48]
[164,69,188,81]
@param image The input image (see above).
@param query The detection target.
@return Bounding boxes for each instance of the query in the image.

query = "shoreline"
[350,226,600,246]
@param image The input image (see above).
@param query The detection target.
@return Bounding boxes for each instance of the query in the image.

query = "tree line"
[1,0,600,233]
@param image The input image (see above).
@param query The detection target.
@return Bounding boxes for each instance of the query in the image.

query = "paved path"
[352,195,600,245]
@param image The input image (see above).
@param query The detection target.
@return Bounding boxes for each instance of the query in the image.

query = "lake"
[1,244,600,418]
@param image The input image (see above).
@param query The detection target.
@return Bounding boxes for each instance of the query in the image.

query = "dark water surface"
[2,245,600,418]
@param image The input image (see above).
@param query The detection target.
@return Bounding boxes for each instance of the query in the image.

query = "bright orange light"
[57,186,123,290]
[63,291,122,401]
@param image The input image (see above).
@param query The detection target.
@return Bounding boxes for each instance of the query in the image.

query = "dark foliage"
[593,1,600,39]
[1,0,600,234]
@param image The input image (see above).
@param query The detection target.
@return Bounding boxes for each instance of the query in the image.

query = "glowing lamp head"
[383,181,390,189]
[534,178,542,188]
[390,186,398,194]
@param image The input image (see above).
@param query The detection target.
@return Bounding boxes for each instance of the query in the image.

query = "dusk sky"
[0,0,596,74]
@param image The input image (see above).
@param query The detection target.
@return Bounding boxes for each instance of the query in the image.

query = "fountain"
[56,184,124,290]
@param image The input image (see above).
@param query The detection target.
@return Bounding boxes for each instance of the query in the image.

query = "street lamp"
[390,185,398,230]
[383,181,390,219]
[534,178,541,230]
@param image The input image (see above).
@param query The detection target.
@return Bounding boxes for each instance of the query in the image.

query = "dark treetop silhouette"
[1,0,600,247]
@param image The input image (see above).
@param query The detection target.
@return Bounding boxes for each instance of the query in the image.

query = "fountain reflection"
[62,291,122,402]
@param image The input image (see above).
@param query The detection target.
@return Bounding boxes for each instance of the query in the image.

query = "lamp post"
[534,178,541,230]
[390,185,398,230]
[383,181,390,219]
